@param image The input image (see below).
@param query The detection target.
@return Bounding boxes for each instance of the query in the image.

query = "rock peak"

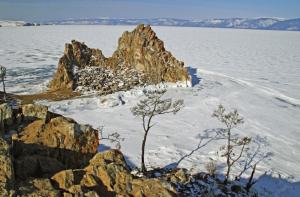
[49,24,190,93]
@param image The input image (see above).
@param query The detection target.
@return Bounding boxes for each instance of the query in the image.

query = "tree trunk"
[224,128,231,184]
[246,164,256,192]
[2,77,6,101]
[141,129,149,173]
[0,109,4,136]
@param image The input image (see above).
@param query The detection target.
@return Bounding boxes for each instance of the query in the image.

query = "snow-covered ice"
[1,25,300,196]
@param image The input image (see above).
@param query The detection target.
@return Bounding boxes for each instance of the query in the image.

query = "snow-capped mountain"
[1,18,299,31]
[43,17,300,31]
[0,20,39,27]
[0,20,26,27]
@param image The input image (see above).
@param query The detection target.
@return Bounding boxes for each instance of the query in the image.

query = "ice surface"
[1,26,300,195]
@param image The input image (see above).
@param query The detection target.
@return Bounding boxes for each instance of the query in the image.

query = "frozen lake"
[1,26,300,98]
[1,25,300,196]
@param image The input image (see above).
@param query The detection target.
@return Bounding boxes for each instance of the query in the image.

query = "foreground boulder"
[13,115,99,179]
[0,103,99,180]
[21,104,49,122]
[49,24,190,93]
[0,103,179,196]
[51,150,177,197]
[15,178,60,197]
[0,137,14,196]
[0,103,14,136]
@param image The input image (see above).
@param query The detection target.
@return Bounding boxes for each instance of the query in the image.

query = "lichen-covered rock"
[50,150,178,197]
[49,24,190,93]
[84,150,177,197]
[109,24,189,84]
[0,103,13,135]
[21,104,49,122]
[16,178,60,197]
[84,150,132,193]
[0,137,15,196]
[51,169,85,191]
[1,103,181,196]
[12,116,99,179]
[14,155,65,179]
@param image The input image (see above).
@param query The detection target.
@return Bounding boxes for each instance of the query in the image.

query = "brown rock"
[21,104,49,122]
[48,54,75,91]
[49,40,107,91]
[13,115,99,179]
[0,103,178,196]
[110,24,189,84]
[131,178,177,197]
[84,150,177,197]
[14,155,65,179]
[50,150,177,196]
[0,137,15,195]
[49,24,190,92]
[0,103,13,135]
[16,178,60,197]
[51,169,85,191]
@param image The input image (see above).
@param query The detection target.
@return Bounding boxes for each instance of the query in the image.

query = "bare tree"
[235,135,273,181]
[98,126,124,150]
[212,104,251,184]
[0,65,6,101]
[131,89,184,173]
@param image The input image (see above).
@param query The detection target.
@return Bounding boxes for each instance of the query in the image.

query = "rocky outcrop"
[51,150,177,197]
[49,24,190,93]
[0,103,99,179]
[0,103,52,134]
[48,40,107,91]
[21,104,49,122]
[15,178,60,197]
[108,24,189,83]
[0,103,179,196]
[13,116,99,179]
[0,137,14,196]
[0,103,14,136]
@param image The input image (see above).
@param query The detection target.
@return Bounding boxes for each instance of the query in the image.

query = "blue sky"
[0,0,299,21]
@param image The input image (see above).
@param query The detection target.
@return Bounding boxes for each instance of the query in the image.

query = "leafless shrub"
[212,104,251,184]
[98,126,124,149]
[205,159,217,176]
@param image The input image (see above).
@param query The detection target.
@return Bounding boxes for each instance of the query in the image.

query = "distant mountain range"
[1,18,300,31]
[0,20,39,27]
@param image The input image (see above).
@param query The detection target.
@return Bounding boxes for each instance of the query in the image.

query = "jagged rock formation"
[49,24,190,93]
[12,116,99,179]
[108,24,188,83]
[0,103,99,177]
[0,103,178,196]
[51,150,177,196]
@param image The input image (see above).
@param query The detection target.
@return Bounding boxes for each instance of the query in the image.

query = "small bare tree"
[212,104,251,184]
[131,89,184,173]
[0,65,6,101]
